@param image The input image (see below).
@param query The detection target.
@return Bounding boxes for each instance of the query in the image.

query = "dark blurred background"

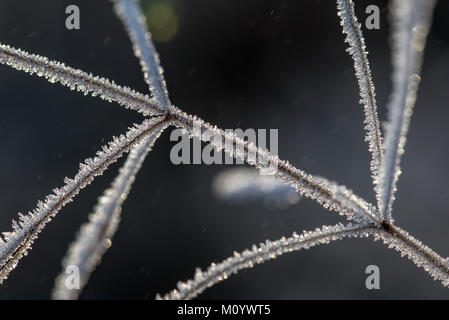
[0,0,448,299]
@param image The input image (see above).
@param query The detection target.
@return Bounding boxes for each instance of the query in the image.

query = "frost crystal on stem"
[112,0,172,110]
[0,41,377,223]
[331,183,380,224]
[0,43,162,116]
[51,0,175,300]
[377,224,449,287]
[336,0,383,205]
[0,117,168,283]
[168,109,372,221]
[158,223,375,300]
[51,124,167,300]
[0,38,366,220]
[0,0,447,299]
[378,0,436,221]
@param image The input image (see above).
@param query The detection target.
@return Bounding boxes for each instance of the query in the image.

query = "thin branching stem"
[0,42,376,223]
[0,117,169,283]
[51,125,166,300]
[51,0,175,300]
[112,0,172,109]
[376,223,449,287]
[161,220,449,300]
[0,43,162,116]
[158,223,376,300]
[337,0,383,206]
[378,0,436,222]
[168,108,377,223]
[0,0,447,297]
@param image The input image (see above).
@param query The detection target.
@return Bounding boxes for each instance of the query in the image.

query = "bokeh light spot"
[145,2,178,42]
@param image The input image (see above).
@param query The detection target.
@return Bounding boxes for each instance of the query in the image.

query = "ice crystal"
[51,0,175,299]
[51,124,167,300]
[112,0,172,110]
[336,0,383,202]
[0,37,372,223]
[331,183,380,224]
[378,0,436,221]
[0,117,168,283]
[158,223,375,300]
[376,225,449,286]
[0,0,446,299]
[0,39,377,289]
[0,43,162,116]
[169,108,369,219]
